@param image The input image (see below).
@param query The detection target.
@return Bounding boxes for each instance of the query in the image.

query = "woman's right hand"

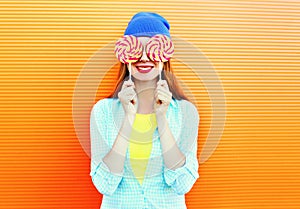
[118,80,137,116]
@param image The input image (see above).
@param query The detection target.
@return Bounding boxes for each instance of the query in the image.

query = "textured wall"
[0,0,300,208]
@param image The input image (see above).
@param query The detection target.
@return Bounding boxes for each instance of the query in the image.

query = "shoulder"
[176,99,198,113]
[91,98,119,119]
[176,99,196,108]
[175,99,199,122]
[92,98,116,111]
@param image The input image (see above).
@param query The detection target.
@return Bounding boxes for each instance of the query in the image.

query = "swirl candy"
[146,34,174,62]
[146,34,174,81]
[114,35,143,64]
[114,35,143,81]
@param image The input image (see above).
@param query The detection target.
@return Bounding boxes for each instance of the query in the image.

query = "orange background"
[1,0,300,208]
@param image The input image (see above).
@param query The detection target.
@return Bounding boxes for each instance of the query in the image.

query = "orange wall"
[1,1,300,208]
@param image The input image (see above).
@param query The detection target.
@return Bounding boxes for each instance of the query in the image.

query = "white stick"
[159,61,162,81]
[129,62,132,81]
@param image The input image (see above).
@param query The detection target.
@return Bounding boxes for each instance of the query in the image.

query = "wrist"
[155,113,168,134]
[125,112,136,122]
[155,111,166,122]
[120,114,135,138]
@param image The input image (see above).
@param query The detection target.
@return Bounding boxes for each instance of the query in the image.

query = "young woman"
[90,12,200,209]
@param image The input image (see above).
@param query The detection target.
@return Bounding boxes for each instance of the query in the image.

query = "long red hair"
[108,61,189,101]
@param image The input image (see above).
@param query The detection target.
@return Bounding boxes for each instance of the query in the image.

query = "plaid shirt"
[90,98,200,209]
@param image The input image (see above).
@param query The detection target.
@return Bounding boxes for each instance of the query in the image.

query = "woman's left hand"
[154,80,172,116]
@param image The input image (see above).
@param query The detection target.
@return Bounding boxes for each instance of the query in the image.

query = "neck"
[133,78,158,114]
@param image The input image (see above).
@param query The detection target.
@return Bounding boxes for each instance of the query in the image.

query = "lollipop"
[146,34,174,80]
[114,35,143,80]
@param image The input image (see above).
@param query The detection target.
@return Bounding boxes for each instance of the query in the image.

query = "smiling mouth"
[135,65,154,73]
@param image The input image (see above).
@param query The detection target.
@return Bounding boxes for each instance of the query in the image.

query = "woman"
[90,12,200,209]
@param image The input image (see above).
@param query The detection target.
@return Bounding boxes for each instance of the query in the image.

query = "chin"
[132,74,159,81]
[132,67,159,81]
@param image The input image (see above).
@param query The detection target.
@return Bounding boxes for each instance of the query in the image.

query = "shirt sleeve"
[89,99,123,196]
[163,100,200,195]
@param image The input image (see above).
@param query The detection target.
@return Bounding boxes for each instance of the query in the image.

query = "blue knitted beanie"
[124,12,170,38]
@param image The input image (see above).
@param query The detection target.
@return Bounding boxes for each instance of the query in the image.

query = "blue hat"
[124,12,171,38]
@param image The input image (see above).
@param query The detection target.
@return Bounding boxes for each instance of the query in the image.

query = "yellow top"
[129,113,157,186]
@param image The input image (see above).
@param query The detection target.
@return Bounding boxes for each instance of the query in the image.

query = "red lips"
[135,63,154,73]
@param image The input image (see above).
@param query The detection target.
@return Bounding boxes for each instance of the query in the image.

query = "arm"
[102,113,133,174]
[90,81,137,196]
[89,99,134,196]
[160,101,200,195]
[156,113,186,170]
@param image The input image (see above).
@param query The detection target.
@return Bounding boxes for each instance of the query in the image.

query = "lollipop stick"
[128,62,135,104]
[157,61,163,105]
[129,62,132,81]
[159,61,162,81]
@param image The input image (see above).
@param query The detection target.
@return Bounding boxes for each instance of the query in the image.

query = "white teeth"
[137,66,153,71]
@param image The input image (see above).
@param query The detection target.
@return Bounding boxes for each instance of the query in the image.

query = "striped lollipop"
[146,34,174,81]
[146,34,174,62]
[115,35,143,64]
[115,35,143,80]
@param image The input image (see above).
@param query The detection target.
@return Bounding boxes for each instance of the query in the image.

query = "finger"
[156,91,169,105]
[156,88,172,99]
[121,88,136,103]
[155,85,167,95]
[158,92,172,104]
[126,89,137,104]
[127,93,137,103]
[157,79,168,87]
[122,86,135,96]
[157,93,168,102]
[156,86,170,95]
[156,80,164,88]
[122,80,135,90]
[157,81,169,92]
[131,94,138,105]
[126,79,134,86]
[154,91,161,104]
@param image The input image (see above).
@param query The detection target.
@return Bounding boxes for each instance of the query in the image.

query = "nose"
[139,48,149,62]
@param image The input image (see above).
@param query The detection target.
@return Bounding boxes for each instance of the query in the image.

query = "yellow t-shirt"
[129,113,157,185]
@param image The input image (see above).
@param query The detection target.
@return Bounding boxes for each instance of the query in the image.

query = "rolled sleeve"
[90,160,123,196]
[164,149,199,195]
